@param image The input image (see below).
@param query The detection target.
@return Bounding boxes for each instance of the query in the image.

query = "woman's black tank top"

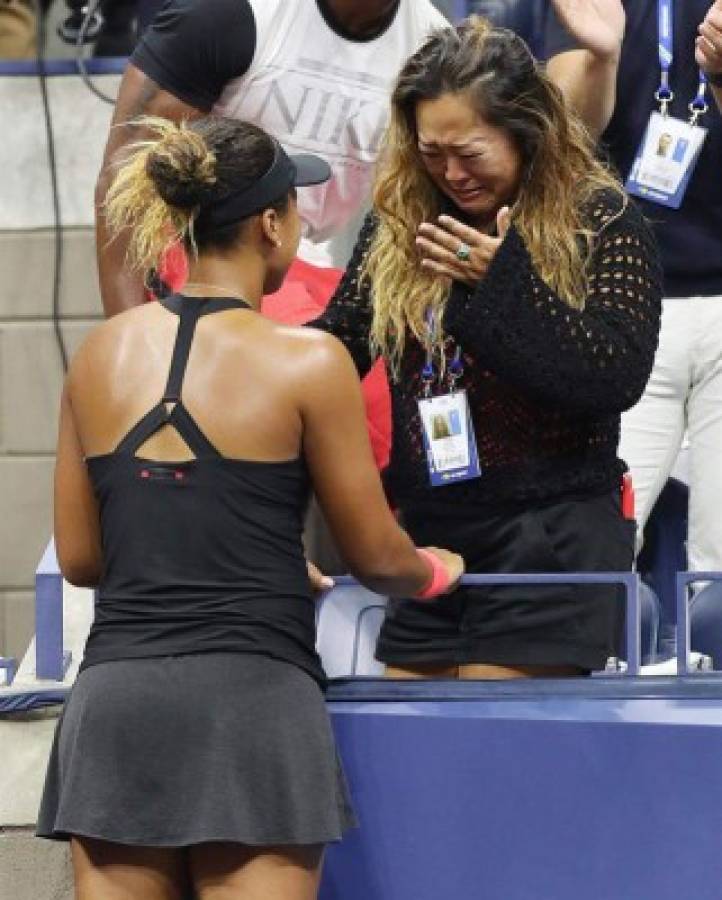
[80,294,324,684]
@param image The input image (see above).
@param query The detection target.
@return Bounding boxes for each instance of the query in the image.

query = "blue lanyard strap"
[656,0,674,103]
[421,309,463,397]
[656,0,708,120]
[691,73,709,122]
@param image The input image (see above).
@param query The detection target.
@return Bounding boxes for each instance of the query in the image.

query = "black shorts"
[375,490,636,672]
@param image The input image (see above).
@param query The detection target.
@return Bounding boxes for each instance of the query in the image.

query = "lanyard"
[421,309,463,398]
[656,0,708,123]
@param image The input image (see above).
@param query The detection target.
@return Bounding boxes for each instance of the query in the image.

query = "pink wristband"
[414,549,452,600]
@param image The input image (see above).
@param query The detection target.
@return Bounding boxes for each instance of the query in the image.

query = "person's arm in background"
[96,69,202,317]
[96,0,257,316]
[696,0,722,114]
[545,0,626,139]
[298,331,463,597]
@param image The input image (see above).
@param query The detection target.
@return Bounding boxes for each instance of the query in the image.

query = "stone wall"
[0,74,117,659]
[0,710,72,900]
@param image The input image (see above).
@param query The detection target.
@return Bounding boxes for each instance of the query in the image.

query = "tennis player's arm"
[95,66,203,317]
[299,332,462,597]
[54,386,103,587]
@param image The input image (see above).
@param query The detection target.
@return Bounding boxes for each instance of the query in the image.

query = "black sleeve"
[541,6,581,61]
[131,0,256,111]
[444,195,663,416]
[307,213,379,379]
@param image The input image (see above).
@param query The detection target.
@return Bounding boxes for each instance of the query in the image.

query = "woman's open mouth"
[449,185,486,203]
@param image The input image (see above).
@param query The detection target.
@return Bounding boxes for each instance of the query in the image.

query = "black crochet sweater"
[310,191,662,513]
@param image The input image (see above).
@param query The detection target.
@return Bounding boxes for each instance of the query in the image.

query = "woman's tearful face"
[416,91,523,229]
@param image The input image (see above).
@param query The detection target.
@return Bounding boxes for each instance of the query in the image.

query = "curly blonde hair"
[365,16,625,376]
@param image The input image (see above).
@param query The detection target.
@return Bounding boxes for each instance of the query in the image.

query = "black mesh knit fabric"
[310,190,662,511]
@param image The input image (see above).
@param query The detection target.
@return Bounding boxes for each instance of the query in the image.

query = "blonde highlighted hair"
[365,16,625,375]
[104,116,285,274]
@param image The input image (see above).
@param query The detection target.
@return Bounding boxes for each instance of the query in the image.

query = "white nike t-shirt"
[214,0,448,267]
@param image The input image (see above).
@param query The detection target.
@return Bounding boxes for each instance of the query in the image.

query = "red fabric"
[155,251,391,471]
[158,241,188,294]
[263,259,391,471]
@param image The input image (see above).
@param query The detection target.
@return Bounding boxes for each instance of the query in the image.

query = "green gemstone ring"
[456,242,471,262]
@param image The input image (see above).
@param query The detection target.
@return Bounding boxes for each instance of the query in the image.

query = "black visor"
[195,142,331,230]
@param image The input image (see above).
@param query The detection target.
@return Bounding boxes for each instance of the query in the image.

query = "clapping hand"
[416,207,512,288]
[550,0,626,60]
[696,1,722,76]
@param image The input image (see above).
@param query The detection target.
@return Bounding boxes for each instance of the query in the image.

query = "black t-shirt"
[130,0,256,110]
[131,0,403,112]
[545,1,722,297]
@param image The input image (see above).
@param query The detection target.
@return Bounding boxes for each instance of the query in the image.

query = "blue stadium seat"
[315,581,387,678]
[637,478,689,658]
[619,581,661,666]
[690,582,722,670]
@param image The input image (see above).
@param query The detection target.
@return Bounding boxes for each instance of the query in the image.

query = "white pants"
[619,295,722,573]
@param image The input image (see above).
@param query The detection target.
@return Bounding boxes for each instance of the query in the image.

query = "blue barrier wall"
[321,677,722,900]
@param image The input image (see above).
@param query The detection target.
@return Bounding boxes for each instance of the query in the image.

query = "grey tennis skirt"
[37,653,356,847]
